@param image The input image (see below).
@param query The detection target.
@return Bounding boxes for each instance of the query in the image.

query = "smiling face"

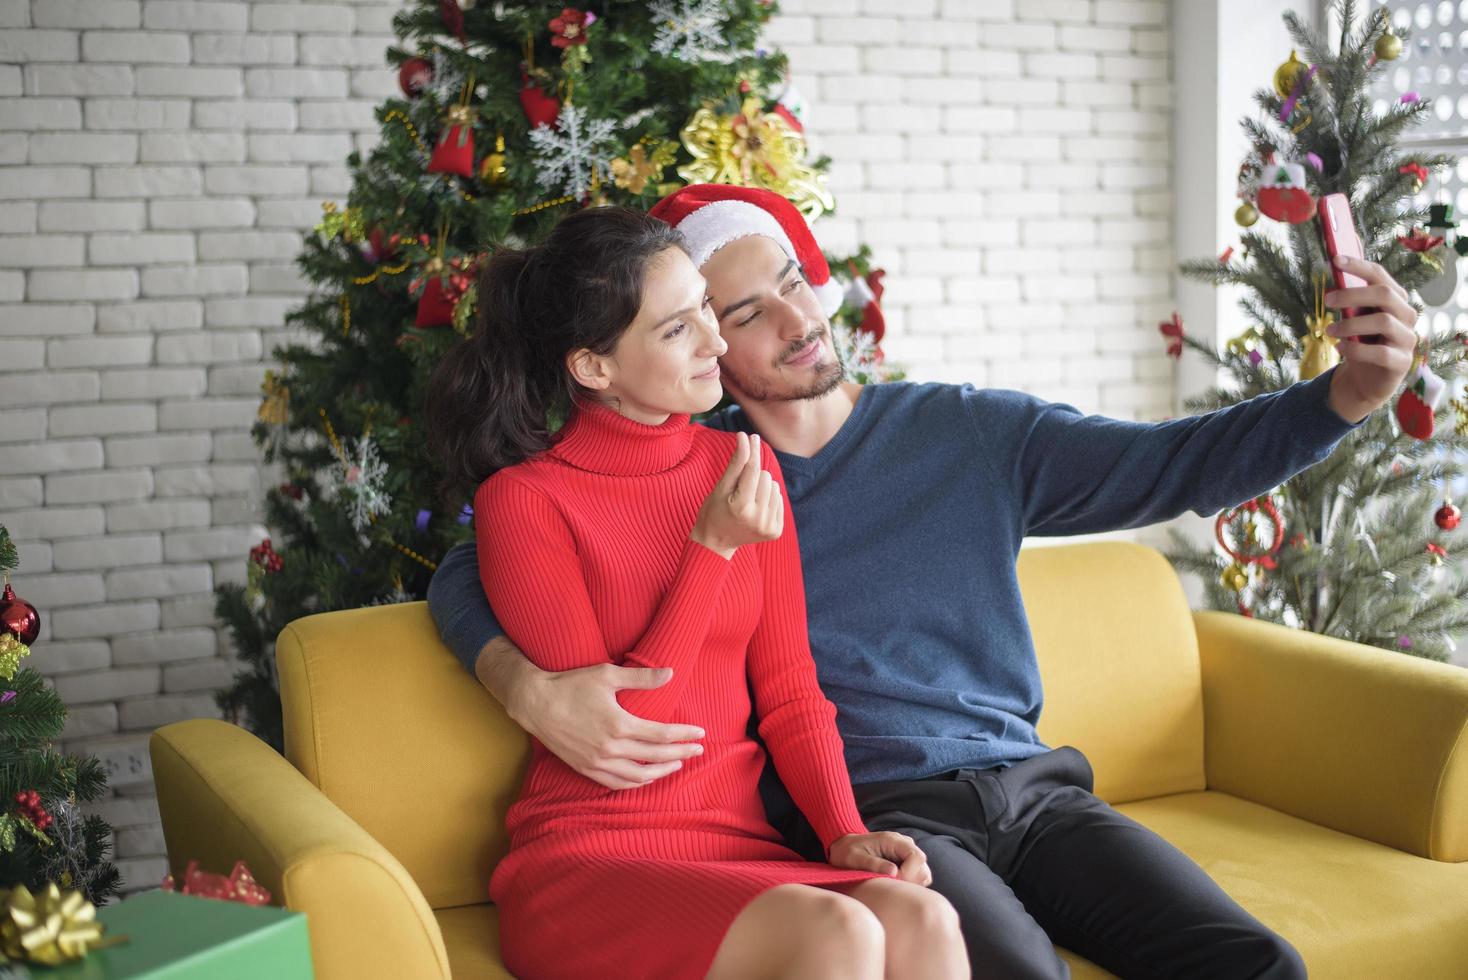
[701,234,843,404]
[568,245,727,423]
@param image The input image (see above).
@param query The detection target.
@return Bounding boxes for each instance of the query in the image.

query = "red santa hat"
[649,184,844,316]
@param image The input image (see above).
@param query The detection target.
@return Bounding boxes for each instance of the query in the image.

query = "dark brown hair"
[425,206,686,505]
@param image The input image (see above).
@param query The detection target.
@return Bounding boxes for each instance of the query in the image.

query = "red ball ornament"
[0,582,39,646]
[398,57,433,98]
[1436,500,1461,531]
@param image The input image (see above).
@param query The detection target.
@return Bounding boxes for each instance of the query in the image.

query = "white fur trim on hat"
[674,199,799,268]
[811,279,843,317]
[673,199,843,316]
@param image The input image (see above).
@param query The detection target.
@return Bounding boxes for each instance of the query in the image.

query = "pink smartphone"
[1317,192,1381,342]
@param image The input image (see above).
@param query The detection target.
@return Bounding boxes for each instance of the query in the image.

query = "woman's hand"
[691,431,783,559]
[828,831,933,886]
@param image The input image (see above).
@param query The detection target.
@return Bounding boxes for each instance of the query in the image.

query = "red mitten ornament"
[519,68,560,128]
[428,104,476,178]
[1395,361,1445,440]
[438,0,466,44]
[1255,159,1316,224]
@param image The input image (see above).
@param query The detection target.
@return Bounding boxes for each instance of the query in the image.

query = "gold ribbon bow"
[0,882,119,966]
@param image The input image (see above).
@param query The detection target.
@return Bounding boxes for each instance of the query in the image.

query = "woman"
[426,207,967,980]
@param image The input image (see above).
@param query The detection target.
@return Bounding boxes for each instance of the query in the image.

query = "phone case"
[1318,192,1379,340]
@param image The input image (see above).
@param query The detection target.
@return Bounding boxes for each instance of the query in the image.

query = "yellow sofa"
[150,541,1468,978]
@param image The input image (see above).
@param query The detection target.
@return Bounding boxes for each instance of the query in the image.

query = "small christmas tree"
[0,526,120,904]
[215,1,896,749]
[1165,1,1467,661]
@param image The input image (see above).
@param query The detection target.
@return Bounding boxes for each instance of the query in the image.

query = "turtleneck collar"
[548,398,696,476]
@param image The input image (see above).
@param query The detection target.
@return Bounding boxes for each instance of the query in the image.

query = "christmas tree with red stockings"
[1164,0,1467,660]
[214,0,896,749]
[0,525,121,904]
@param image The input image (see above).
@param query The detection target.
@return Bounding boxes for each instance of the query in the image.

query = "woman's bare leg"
[704,883,884,980]
[843,878,969,980]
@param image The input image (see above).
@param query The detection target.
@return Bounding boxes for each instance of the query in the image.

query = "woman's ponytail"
[424,206,688,506]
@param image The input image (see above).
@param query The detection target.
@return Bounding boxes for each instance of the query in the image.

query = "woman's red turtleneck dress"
[475,400,879,980]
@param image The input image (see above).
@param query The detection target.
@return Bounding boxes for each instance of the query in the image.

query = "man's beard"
[721,328,845,403]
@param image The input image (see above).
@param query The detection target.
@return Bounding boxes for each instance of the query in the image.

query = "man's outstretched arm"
[425,540,705,788]
[986,256,1417,539]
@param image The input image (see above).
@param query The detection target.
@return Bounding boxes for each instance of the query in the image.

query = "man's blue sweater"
[428,369,1363,784]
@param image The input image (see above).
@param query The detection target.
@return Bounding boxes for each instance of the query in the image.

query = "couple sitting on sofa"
[423,183,1418,979]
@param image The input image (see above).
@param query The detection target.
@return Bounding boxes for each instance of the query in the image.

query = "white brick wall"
[1,0,1176,893]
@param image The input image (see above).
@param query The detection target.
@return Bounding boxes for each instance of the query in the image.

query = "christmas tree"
[1165,1,1467,661]
[215,0,894,750]
[0,526,120,904]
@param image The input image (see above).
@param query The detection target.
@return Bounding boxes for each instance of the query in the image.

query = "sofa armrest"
[150,719,451,980]
[1195,610,1468,862]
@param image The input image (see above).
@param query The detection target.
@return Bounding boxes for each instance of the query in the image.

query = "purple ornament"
[1397,635,1413,649]
[0,691,15,705]
[1400,91,1420,104]
[1304,152,1323,171]
[415,509,432,533]
[1248,350,1263,367]
[1278,63,1318,122]
[457,504,473,525]
[583,10,597,25]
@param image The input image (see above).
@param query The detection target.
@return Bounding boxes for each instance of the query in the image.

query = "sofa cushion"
[436,903,513,980]
[1019,541,1206,804]
[1110,790,1468,978]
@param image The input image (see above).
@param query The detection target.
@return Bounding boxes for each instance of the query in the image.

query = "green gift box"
[36,890,312,979]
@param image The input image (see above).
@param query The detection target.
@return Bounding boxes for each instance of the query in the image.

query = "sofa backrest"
[276,541,1206,910]
[276,602,529,911]
[1018,540,1206,803]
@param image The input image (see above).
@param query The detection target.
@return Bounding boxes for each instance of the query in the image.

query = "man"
[428,183,1418,978]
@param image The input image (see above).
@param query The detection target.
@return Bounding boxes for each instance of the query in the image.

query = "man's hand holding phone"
[1314,192,1419,424]
[1321,252,1419,423]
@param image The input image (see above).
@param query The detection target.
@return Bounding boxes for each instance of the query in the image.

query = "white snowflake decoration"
[831,323,883,383]
[39,797,107,900]
[323,436,392,532]
[529,103,618,198]
[649,0,728,62]
[371,580,415,606]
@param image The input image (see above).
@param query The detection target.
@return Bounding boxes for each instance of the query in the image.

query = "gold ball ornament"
[1375,28,1402,61]
[1299,315,1340,381]
[1274,50,1308,100]
[1235,201,1259,227]
[478,133,508,187]
[1221,563,1249,592]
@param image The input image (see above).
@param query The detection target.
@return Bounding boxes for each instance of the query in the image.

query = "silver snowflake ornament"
[832,323,883,383]
[323,436,392,532]
[649,0,729,62]
[529,103,618,198]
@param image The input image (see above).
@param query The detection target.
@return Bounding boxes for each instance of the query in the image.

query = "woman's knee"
[859,880,962,944]
[808,890,886,956]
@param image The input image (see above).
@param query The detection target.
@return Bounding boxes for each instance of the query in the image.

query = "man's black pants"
[779,746,1308,979]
